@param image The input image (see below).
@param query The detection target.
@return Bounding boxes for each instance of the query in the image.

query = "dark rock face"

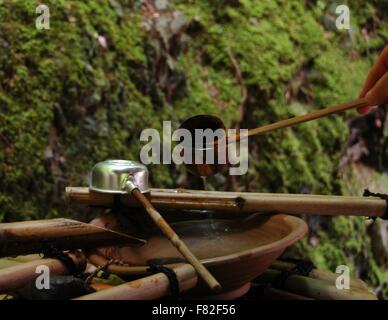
[341,106,386,170]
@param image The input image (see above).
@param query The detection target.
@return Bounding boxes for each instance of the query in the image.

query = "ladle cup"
[179,115,228,176]
[181,98,367,176]
[89,160,222,292]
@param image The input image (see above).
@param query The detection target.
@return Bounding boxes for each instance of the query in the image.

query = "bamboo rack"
[74,264,197,300]
[0,251,86,293]
[65,187,386,218]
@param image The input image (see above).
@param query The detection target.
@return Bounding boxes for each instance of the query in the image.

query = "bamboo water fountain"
[63,159,385,299]
[1,159,383,299]
[62,96,386,298]
[0,97,384,299]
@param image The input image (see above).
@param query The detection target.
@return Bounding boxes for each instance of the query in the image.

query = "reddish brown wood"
[0,218,145,257]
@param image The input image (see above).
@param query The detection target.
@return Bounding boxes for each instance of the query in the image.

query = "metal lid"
[89,160,149,194]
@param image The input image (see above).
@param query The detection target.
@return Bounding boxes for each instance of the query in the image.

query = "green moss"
[0,0,150,219]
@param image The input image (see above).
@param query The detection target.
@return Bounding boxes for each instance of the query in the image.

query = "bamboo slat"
[0,218,145,257]
[0,251,86,293]
[74,264,197,300]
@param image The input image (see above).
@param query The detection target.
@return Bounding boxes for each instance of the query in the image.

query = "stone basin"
[90,213,308,298]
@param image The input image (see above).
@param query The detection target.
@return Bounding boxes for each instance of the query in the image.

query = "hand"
[358,45,388,114]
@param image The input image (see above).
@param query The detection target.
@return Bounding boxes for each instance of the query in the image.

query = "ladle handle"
[130,187,222,293]
[231,98,367,142]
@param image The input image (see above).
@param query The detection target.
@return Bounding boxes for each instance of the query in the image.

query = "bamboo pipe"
[255,269,377,300]
[226,98,367,143]
[74,264,197,300]
[0,251,86,293]
[127,184,222,293]
[0,218,146,257]
[85,255,375,300]
[270,261,369,291]
[65,187,387,218]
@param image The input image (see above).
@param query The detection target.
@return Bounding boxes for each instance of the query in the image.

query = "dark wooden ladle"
[180,98,367,176]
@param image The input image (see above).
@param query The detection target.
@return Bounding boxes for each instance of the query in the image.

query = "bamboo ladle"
[89,160,222,292]
[181,98,367,176]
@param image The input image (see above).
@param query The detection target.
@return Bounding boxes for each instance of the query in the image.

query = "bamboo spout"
[65,187,387,219]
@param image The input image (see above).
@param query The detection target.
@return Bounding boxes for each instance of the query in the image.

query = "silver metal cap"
[89,160,150,194]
